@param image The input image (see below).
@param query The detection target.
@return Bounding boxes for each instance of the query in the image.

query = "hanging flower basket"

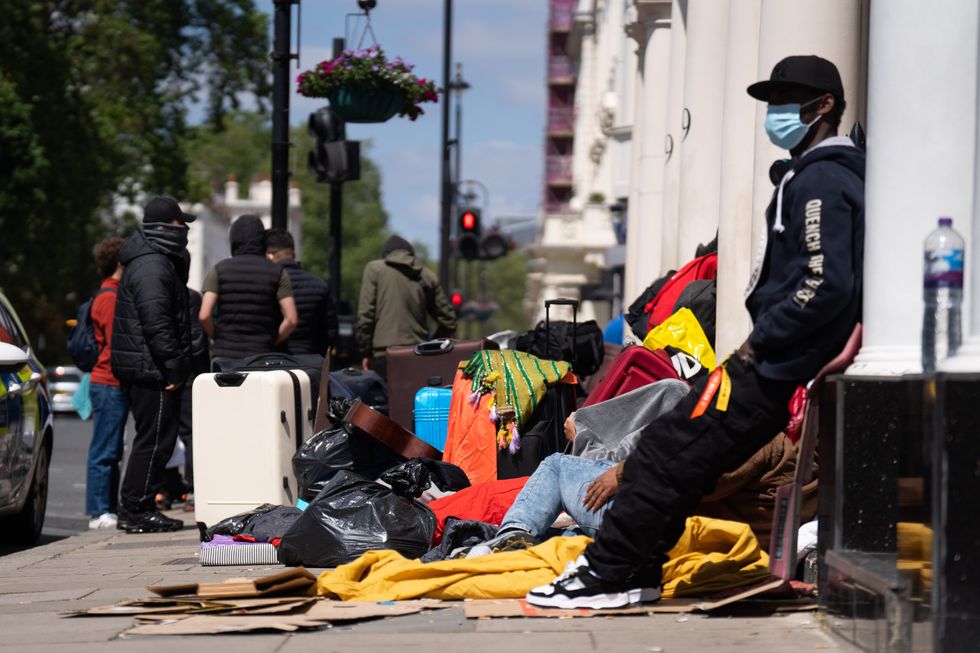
[298,46,440,123]
[327,87,406,124]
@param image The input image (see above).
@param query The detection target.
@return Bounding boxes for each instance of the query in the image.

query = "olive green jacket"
[356,249,457,356]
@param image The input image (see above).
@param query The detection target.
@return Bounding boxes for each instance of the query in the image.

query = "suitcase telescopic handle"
[414,339,454,356]
[544,298,578,364]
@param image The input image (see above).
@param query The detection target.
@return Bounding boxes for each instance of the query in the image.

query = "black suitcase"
[329,368,388,415]
[515,302,604,377]
[498,298,580,478]
[496,382,576,479]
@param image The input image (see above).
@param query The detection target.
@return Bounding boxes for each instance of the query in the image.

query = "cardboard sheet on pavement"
[463,583,817,619]
[122,600,436,636]
[147,567,316,599]
[67,597,316,617]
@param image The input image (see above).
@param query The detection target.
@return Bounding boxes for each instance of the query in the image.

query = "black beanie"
[382,235,414,257]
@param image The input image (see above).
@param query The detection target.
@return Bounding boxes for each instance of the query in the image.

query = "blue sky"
[260,0,548,251]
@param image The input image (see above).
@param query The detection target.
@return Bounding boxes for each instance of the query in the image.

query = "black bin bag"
[278,471,436,568]
[292,424,404,501]
[379,458,471,499]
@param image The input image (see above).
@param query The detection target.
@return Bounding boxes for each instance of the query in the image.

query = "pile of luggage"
[189,282,719,567]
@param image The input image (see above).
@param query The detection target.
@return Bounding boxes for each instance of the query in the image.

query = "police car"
[0,291,53,544]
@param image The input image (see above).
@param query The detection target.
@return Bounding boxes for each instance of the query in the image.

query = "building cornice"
[625,0,671,54]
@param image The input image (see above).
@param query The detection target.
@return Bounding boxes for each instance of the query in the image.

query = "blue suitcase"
[413,387,452,452]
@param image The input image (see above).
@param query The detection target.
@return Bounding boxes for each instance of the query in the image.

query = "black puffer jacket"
[280,259,337,356]
[111,226,192,387]
[212,216,284,359]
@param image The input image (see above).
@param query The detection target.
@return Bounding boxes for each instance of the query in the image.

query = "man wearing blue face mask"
[525,55,864,610]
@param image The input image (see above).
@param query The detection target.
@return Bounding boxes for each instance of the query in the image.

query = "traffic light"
[457,206,482,260]
[450,290,463,309]
[308,108,360,183]
[480,230,510,260]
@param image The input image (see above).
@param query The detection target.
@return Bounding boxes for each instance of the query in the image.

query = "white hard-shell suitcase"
[192,369,314,526]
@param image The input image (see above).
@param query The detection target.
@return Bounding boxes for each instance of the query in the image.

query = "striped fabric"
[199,542,281,567]
[460,350,571,428]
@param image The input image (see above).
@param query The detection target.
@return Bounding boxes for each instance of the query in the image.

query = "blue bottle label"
[924,248,964,288]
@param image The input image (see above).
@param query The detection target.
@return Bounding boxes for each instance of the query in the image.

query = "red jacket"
[90,278,120,386]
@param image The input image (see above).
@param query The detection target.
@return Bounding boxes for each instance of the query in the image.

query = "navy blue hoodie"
[745,136,865,381]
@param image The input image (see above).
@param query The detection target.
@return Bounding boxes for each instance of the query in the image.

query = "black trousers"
[178,382,193,488]
[585,356,799,586]
[120,384,182,513]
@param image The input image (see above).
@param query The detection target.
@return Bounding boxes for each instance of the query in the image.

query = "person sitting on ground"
[199,215,299,361]
[265,228,338,357]
[526,54,864,609]
[470,380,816,557]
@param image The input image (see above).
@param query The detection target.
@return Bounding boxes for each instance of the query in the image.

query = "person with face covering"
[199,215,298,361]
[526,55,865,610]
[111,196,195,533]
[356,235,457,381]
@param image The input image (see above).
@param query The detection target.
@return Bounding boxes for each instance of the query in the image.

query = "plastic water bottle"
[922,217,965,372]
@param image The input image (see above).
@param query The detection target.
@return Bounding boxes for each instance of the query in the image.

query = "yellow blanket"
[316,516,771,601]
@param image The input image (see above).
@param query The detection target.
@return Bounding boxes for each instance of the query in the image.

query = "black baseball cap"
[747,55,844,103]
[143,195,196,224]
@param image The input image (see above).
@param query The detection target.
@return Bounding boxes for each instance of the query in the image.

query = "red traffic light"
[458,206,481,234]
[450,292,463,307]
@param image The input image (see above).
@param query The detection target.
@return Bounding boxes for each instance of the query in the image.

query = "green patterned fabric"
[460,350,571,428]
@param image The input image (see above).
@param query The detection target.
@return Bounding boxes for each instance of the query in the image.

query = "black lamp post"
[438,0,454,291]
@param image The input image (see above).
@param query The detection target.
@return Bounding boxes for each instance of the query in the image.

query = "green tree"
[457,251,530,338]
[0,1,269,361]
[186,111,271,201]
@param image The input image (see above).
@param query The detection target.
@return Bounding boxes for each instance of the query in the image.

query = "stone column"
[750,0,867,326]
[624,1,672,304]
[675,0,729,262]
[849,0,977,375]
[659,0,688,272]
[943,7,980,373]
[714,0,762,357]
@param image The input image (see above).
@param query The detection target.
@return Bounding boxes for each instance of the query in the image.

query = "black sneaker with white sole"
[526,555,661,609]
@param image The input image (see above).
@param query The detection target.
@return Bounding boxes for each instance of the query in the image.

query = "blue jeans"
[86,383,128,516]
[501,454,616,538]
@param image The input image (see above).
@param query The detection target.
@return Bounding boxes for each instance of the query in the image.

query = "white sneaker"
[526,555,661,609]
[88,513,118,529]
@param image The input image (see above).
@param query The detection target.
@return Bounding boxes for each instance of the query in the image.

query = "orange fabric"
[443,370,499,485]
[427,476,529,544]
[90,278,120,386]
